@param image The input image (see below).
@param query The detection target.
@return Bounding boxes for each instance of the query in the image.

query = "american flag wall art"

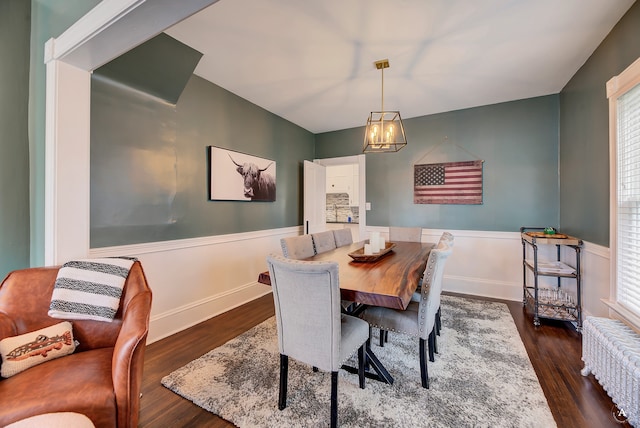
[414,160,483,204]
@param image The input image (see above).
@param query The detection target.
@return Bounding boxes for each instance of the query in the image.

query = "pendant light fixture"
[363,59,407,153]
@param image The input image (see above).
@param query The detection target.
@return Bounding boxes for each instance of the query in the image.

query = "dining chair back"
[312,230,337,253]
[416,240,452,339]
[280,235,315,259]
[413,231,454,300]
[333,228,353,247]
[330,228,356,310]
[359,240,453,388]
[439,231,454,246]
[389,226,422,242]
[432,231,453,336]
[266,254,369,427]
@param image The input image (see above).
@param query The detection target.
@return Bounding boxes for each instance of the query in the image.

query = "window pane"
[617,82,640,315]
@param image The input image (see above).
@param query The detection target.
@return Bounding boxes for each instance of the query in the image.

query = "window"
[608,57,640,324]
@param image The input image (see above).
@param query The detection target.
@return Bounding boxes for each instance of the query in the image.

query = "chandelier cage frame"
[363,59,407,153]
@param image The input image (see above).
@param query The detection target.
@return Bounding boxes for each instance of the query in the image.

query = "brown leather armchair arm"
[112,263,152,428]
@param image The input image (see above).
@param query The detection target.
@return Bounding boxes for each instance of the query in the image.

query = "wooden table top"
[260,241,433,310]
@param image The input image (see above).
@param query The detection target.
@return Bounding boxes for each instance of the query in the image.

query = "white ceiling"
[165,0,636,134]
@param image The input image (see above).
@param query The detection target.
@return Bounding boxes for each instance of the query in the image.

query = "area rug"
[161,296,556,427]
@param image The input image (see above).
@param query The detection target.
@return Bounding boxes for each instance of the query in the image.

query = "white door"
[303,160,326,234]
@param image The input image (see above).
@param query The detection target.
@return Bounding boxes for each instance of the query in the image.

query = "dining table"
[259,240,433,384]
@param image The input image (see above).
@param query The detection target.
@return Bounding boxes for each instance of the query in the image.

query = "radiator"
[581,316,640,427]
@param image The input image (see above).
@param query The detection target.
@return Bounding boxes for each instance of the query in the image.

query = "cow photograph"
[208,146,276,202]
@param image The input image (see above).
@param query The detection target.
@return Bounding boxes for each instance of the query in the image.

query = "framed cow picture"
[208,146,276,202]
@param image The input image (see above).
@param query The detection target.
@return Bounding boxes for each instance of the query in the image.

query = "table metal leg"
[341,304,395,385]
[341,333,394,384]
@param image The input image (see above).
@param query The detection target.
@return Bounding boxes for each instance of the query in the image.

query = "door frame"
[315,155,366,241]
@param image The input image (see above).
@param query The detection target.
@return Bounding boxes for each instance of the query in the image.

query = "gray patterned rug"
[161,295,556,427]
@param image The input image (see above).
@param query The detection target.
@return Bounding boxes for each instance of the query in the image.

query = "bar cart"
[520,227,583,331]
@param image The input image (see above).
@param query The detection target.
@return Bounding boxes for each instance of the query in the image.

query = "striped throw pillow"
[48,257,136,322]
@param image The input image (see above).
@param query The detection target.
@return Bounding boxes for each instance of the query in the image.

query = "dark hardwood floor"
[138,293,628,428]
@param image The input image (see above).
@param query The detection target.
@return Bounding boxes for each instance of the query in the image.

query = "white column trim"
[44,46,57,265]
[44,58,91,264]
[46,0,218,70]
[42,0,217,265]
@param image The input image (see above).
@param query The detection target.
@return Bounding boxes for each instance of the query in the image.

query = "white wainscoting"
[371,226,612,320]
[90,226,610,343]
[89,226,302,343]
[580,241,610,319]
[373,227,525,301]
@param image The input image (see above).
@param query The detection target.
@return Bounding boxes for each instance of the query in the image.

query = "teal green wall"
[94,33,203,105]
[91,74,314,247]
[316,95,560,232]
[0,1,31,279]
[559,2,640,247]
[28,0,101,266]
[2,2,637,267]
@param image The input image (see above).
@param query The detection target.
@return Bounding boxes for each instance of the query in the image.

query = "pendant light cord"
[381,66,384,111]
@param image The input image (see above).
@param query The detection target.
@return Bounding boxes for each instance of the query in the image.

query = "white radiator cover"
[581,316,640,427]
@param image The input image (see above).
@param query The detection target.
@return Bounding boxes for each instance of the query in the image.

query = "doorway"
[316,155,366,242]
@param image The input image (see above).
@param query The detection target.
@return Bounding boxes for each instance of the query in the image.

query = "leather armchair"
[0,261,152,427]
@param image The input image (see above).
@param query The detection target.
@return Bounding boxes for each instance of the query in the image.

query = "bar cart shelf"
[520,227,583,331]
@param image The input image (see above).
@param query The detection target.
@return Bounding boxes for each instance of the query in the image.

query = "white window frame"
[606,56,640,330]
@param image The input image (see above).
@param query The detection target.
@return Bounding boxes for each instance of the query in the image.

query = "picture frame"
[208,146,276,202]
[413,160,483,205]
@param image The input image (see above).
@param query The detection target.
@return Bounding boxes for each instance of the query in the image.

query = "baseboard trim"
[444,274,522,302]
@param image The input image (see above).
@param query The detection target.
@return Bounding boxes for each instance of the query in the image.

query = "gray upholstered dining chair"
[331,228,356,310]
[312,230,338,253]
[412,232,454,303]
[440,231,454,244]
[380,231,453,348]
[433,232,453,335]
[359,240,453,388]
[266,254,369,428]
[333,228,353,247]
[411,232,454,352]
[388,226,422,242]
[411,232,454,361]
[280,235,315,259]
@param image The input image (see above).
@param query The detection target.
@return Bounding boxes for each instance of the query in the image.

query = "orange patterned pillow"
[0,321,76,378]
